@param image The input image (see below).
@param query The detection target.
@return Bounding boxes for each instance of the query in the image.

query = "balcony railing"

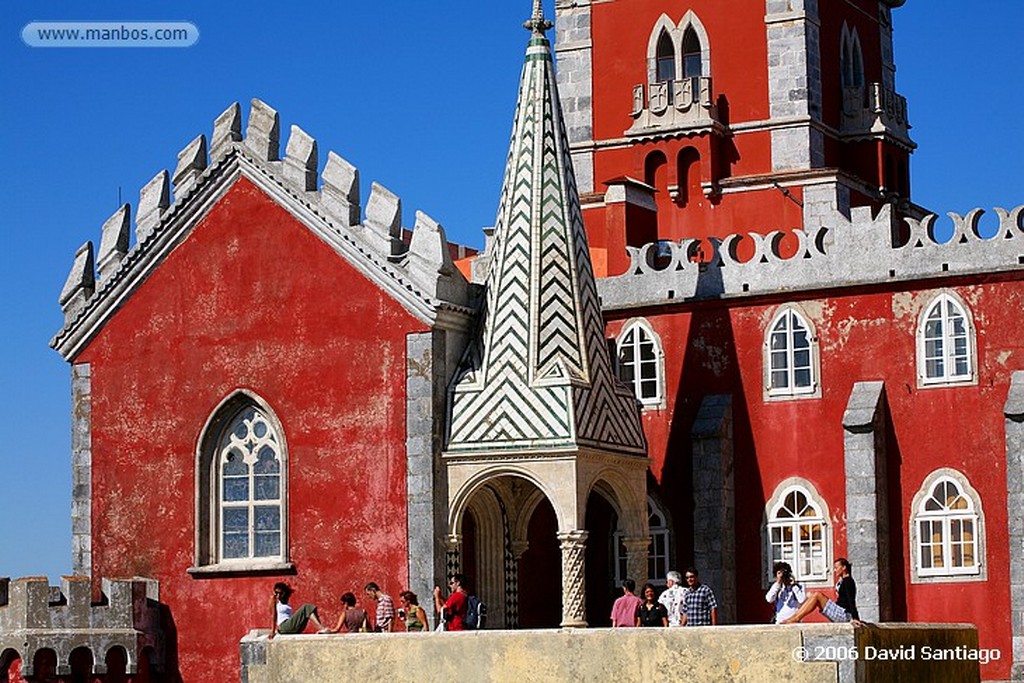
[841,82,914,147]
[626,76,721,138]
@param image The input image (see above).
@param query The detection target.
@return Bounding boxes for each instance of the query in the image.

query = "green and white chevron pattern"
[447,32,645,456]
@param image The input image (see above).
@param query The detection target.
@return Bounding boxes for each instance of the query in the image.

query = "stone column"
[1004,371,1024,679]
[842,381,891,622]
[691,395,735,623]
[507,539,530,629]
[71,363,92,576]
[621,537,651,588]
[558,530,589,628]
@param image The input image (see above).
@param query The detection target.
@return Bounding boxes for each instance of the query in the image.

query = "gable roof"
[51,100,473,360]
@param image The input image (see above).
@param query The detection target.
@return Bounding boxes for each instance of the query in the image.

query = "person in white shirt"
[658,571,685,627]
[765,562,805,623]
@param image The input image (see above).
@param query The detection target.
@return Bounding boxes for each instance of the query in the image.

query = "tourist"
[658,571,684,627]
[323,592,368,633]
[364,582,396,632]
[270,582,326,638]
[765,561,805,623]
[635,583,668,627]
[680,568,718,626]
[610,579,642,627]
[433,573,469,631]
[780,558,860,625]
[399,590,429,632]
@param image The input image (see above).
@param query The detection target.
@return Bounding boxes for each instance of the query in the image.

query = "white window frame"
[763,479,832,587]
[614,496,672,587]
[764,305,821,400]
[191,391,292,574]
[910,468,986,583]
[916,292,977,388]
[615,318,665,408]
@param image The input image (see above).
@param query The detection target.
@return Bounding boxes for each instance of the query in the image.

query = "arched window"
[614,496,672,586]
[917,292,975,386]
[840,26,865,89]
[765,306,819,399]
[765,482,830,584]
[655,31,676,84]
[682,27,702,79]
[194,393,289,571]
[616,319,663,406]
[911,470,985,581]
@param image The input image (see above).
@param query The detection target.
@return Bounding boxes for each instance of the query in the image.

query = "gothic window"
[911,470,985,582]
[765,306,820,399]
[194,393,289,571]
[917,292,975,386]
[840,26,865,89]
[765,482,830,584]
[614,497,672,586]
[656,31,676,84]
[616,319,664,406]
[682,27,702,79]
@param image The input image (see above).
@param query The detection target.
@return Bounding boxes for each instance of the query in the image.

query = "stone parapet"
[0,576,162,677]
[597,199,1024,310]
[240,623,981,683]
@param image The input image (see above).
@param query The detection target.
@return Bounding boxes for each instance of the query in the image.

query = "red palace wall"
[605,277,1022,679]
[74,178,426,682]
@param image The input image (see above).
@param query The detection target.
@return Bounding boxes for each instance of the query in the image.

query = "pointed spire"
[447,2,645,456]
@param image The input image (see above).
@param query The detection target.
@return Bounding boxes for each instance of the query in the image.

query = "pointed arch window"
[917,293,975,386]
[614,497,671,586]
[765,482,830,584]
[682,27,702,79]
[911,470,985,581]
[655,31,676,84]
[840,26,865,89]
[192,394,291,573]
[765,306,820,399]
[616,319,664,406]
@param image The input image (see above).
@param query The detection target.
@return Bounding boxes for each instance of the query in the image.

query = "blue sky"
[0,1,1021,582]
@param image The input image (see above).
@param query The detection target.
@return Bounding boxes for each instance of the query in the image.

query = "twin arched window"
[647,13,709,86]
[911,470,984,581]
[616,319,664,406]
[840,24,865,90]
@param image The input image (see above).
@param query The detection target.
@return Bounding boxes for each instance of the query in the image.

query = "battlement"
[597,202,1024,310]
[0,576,162,677]
[52,99,475,358]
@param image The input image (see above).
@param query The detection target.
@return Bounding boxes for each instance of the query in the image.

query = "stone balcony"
[841,83,915,148]
[626,77,723,139]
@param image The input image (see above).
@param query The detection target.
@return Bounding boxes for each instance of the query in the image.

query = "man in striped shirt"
[365,582,396,632]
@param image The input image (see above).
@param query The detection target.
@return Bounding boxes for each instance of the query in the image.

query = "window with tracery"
[918,293,974,386]
[913,473,983,578]
[766,485,830,583]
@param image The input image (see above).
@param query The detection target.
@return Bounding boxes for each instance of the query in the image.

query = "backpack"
[464,595,486,630]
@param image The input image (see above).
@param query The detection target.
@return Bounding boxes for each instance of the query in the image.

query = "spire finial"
[524,0,553,34]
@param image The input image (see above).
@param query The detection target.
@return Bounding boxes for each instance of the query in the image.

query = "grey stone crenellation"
[53,98,472,346]
[597,200,1024,311]
[0,576,162,677]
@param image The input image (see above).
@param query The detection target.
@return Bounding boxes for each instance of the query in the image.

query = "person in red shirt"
[433,573,468,631]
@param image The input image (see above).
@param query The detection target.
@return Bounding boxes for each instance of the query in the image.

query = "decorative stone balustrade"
[626,77,722,138]
[841,83,913,148]
[597,203,1024,310]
